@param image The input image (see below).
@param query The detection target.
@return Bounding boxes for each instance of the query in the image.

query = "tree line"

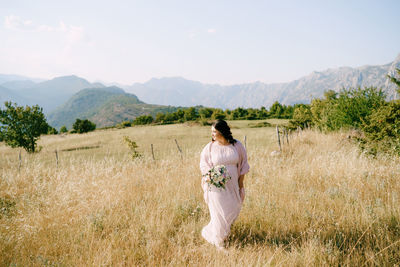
[118,101,298,128]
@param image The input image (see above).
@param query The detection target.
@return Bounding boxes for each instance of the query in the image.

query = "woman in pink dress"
[200,119,250,249]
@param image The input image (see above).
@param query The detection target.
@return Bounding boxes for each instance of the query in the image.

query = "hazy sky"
[1,0,399,85]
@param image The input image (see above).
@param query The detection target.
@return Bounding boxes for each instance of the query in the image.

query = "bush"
[47,126,58,135]
[211,109,226,120]
[60,126,68,133]
[183,107,199,121]
[116,120,132,128]
[311,87,386,131]
[360,100,400,156]
[248,121,272,128]
[123,136,141,159]
[289,105,313,130]
[133,115,153,125]
[72,119,96,134]
[199,108,213,119]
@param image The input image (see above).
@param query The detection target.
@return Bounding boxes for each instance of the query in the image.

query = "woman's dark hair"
[212,119,237,144]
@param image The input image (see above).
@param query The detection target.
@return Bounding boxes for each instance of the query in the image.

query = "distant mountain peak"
[394,53,400,63]
[47,75,89,83]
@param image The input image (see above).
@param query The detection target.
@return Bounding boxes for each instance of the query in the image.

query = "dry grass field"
[1,120,399,266]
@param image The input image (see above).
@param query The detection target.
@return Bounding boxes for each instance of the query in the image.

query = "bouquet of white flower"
[203,165,231,189]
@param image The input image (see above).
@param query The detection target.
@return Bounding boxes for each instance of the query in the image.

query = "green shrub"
[311,87,386,131]
[360,101,400,155]
[199,108,213,119]
[211,109,226,120]
[123,136,141,159]
[116,120,132,128]
[72,119,96,134]
[183,107,199,121]
[47,126,58,135]
[60,126,68,133]
[288,105,313,129]
[248,121,272,128]
[133,115,153,125]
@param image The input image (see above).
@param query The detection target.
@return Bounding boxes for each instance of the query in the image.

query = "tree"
[47,126,58,135]
[155,113,166,123]
[0,102,49,153]
[361,101,400,155]
[133,115,153,125]
[311,87,386,131]
[211,109,226,120]
[289,105,313,129]
[231,107,247,120]
[183,107,199,121]
[199,108,214,119]
[174,109,185,122]
[245,109,258,120]
[60,126,68,133]
[258,107,268,119]
[269,101,284,118]
[359,69,400,155]
[72,119,96,133]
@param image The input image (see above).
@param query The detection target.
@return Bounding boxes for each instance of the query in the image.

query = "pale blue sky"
[0,0,399,85]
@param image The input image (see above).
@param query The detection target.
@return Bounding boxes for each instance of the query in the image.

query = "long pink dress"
[200,140,250,247]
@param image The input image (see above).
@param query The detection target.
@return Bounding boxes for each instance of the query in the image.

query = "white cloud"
[36,24,55,32]
[4,15,34,31]
[4,15,91,46]
[207,28,217,34]
[66,25,85,44]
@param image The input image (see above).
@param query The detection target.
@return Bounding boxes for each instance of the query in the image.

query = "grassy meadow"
[1,119,399,266]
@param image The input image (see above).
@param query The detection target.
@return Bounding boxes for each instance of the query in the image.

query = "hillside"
[0,85,30,107]
[47,86,178,129]
[0,75,104,112]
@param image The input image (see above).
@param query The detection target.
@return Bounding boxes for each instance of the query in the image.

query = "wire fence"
[5,125,304,170]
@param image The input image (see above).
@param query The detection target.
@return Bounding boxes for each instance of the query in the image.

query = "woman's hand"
[239,187,245,202]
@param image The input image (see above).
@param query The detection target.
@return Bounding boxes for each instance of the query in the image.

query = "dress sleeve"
[200,142,212,175]
[237,141,250,176]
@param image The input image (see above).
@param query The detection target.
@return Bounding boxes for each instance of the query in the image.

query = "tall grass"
[1,121,399,266]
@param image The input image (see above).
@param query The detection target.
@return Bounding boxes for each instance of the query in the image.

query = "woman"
[200,119,250,249]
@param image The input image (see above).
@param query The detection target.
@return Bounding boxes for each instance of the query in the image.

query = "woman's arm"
[238,174,245,202]
[200,142,212,174]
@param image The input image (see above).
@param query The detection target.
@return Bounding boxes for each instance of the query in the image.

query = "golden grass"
[1,120,399,266]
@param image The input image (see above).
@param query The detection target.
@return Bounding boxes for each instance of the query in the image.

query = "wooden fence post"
[276,126,281,152]
[174,139,183,159]
[286,128,289,145]
[18,150,21,172]
[55,149,59,168]
[244,135,247,150]
[151,144,155,160]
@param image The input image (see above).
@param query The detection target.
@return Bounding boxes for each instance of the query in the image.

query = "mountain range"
[125,53,400,109]
[0,53,399,127]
